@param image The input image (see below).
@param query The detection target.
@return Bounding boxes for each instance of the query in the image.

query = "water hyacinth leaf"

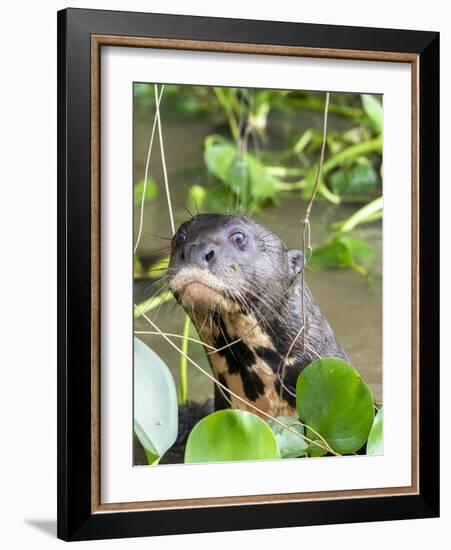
[338,235,374,266]
[309,235,373,271]
[204,136,281,207]
[133,177,158,206]
[366,408,384,455]
[185,410,280,464]
[267,416,309,458]
[204,136,236,182]
[296,358,375,454]
[134,338,178,460]
[330,164,378,196]
[246,153,280,202]
[307,439,327,458]
[226,155,249,196]
[205,185,235,213]
[187,184,207,212]
[361,94,383,134]
[309,238,353,270]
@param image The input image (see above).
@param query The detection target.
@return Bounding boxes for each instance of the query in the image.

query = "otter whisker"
[148,273,169,284]
[141,281,169,302]
[134,330,217,351]
[179,202,195,219]
[149,283,171,321]
[142,281,168,298]
[198,311,210,334]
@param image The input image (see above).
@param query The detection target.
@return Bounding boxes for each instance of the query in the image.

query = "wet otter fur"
[163,213,347,461]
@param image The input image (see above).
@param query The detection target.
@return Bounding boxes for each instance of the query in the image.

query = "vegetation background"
[133,84,384,464]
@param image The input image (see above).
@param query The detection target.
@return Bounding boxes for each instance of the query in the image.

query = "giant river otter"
[158,213,347,462]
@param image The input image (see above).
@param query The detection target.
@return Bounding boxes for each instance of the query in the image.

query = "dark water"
[133,102,382,411]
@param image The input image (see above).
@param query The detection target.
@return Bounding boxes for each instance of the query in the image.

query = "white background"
[102,48,412,503]
[0,0,448,548]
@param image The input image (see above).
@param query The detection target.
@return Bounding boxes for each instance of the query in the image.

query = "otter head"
[168,214,303,318]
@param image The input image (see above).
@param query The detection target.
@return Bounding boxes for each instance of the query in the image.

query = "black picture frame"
[57,7,440,541]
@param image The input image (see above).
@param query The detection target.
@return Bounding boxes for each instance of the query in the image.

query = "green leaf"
[134,338,178,459]
[296,358,375,454]
[134,177,158,206]
[204,136,236,182]
[147,256,169,278]
[187,184,207,212]
[204,136,281,208]
[267,416,309,458]
[144,449,160,465]
[337,235,374,266]
[333,196,383,233]
[361,95,383,133]
[246,154,280,202]
[309,235,373,271]
[309,238,353,270]
[185,410,280,463]
[366,408,384,455]
[330,164,378,196]
[205,185,235,213]
[134,256,144,278]
[322,136,382,174]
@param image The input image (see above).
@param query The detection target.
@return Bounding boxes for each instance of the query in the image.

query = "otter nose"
[182,242,217,267]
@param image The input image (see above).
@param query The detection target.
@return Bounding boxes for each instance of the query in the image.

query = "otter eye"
[229,231,246,248]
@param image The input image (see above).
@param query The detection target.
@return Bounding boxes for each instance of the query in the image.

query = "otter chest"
[192,311,297,418]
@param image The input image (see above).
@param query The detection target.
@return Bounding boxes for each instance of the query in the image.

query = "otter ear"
[287,249,304,278]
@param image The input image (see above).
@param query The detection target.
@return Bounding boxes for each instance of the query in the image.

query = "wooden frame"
[58,7,439,541]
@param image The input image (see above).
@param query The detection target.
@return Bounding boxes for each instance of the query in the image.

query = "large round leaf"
[134,337,178,461]
[366,408,384,455]
[185,410,280,464]
[296,358,374,454]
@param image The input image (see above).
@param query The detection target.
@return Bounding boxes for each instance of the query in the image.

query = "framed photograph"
[57,8,439,541]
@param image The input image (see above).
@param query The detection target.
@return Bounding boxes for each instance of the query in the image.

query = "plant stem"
[275,180,306,191]
[322,135,382,174]
[213,87,240,142]
[179,314,191,404]
[332,195,383,233]
[288,96,364,119]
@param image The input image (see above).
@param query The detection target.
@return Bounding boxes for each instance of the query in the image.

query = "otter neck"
[189,307,299,418]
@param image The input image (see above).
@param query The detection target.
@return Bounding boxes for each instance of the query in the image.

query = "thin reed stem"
[179,314,191,404]
[134,85,165,255]
[154,84,175,236]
